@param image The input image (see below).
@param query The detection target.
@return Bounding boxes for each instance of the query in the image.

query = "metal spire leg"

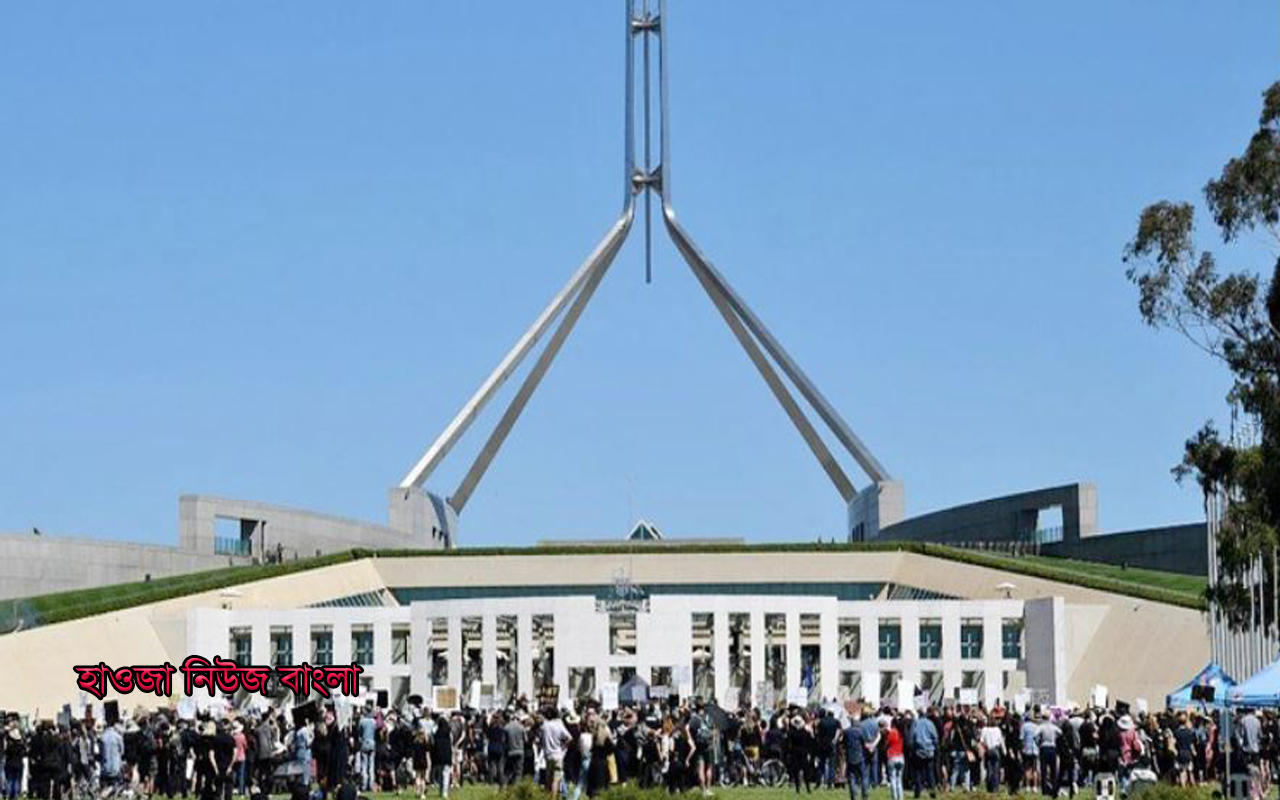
[449,208,634,513]
[677,228,857,502]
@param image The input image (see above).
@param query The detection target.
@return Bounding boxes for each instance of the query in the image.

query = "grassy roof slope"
[0,541,1206,632]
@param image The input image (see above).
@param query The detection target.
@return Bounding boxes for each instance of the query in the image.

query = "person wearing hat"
[785,712,815,794]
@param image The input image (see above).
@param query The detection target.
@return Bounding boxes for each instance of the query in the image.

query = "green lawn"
[1010,555,1206,598]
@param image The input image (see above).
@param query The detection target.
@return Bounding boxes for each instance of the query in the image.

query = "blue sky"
[2,2,1276,546]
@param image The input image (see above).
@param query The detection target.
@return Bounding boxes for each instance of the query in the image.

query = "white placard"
[468,683,482,710]
[177,698,197,721]
[896,680,915,711]
[677,682,693,700]
[1135,698,1148,715]
[601,682,619,711]
[675,665,693,686]
[1091,685,1108,709]
[958,689,979,706]
[1014,692,1029,714]
[985,682,1002,707]
[787,687,809,707]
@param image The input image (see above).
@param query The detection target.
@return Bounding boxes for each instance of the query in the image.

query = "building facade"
[187,586,1064,711]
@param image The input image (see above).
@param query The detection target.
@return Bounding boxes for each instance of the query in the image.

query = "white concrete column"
[334,620,354,666]
[983,614,1003,705]
[517,613,534,700]
[251,620,270,665]
[861,612,880,706]
[785,611,801,693]
[291,620,307,668]
[410,606,431,700]
[819,607,838,701]
[901,608,921,692]
[482,613,497,687]
[374,619,393,675]
[712,611,729,704]
[940,607,962,701]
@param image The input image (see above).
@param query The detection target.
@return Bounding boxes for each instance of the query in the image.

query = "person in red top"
[883,719,905,800]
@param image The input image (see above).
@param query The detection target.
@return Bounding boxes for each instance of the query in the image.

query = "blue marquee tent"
[1226,660,1280,707]
[1167,662,1235,709]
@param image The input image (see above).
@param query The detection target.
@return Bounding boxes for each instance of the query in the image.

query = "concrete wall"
[846,480,906,541]
[180,494,446,559]
[1042,523,1207,576]
[0,494,449,602]
[876,483,1098,544]
[0,533,250,601]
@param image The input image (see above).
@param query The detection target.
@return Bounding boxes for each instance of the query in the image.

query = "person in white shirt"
[979,717,1005,793]
[539,709,572,797]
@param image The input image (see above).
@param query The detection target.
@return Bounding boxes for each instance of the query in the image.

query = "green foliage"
[592,785,700,800]
[1124,784,1208,800]
[494,780,554,800]
[1125,78,1280,631]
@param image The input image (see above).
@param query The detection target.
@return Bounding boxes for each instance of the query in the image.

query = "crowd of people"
[0,695,1269,800]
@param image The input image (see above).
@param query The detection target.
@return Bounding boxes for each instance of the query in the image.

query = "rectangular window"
[918,620,942,660]
[229,628,252,666]
[610,613,637,656]
[392,625,411,665]
[961,669,984,702]
[920,670,944,706]
[878,620,902,660]
[729,614,751,690]
[569,667,596,700]
[765,613,787,690]
[838,671,863,702]
[1002,619,1023,660]
[532,615,554,690]
[270,626,293,667]
[497,615,518,700]
[960,620,983,659]
[310,626,333,666]
[461,617,482,697]
[691,613,715,699]
[800,613,821,701]
[838,618,861,660]
[651,666,673,689]
[879,670,901,703]
[352,626,374,666]
[431,619,450,685]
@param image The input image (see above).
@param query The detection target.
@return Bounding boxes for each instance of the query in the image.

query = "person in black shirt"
[786,714,815,794]
[213,721,236,800]
[815,711,840,788]
[432,715,454,799]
